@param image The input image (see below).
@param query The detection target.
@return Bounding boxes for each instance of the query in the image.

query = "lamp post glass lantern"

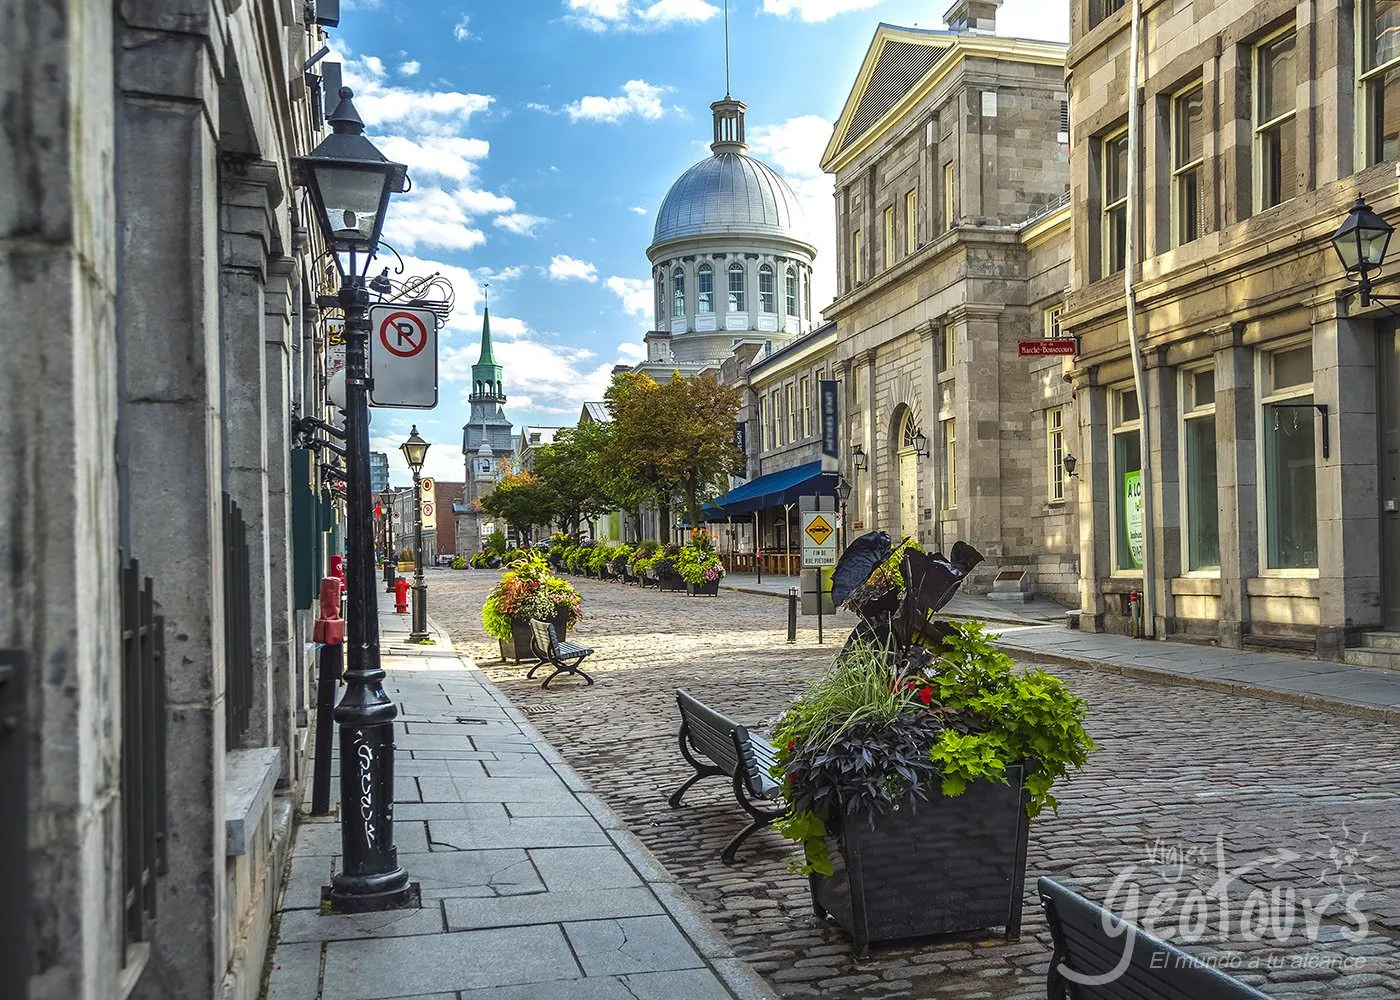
[1330,197,1395,307]
[294,86,416,913]
[401,427,431,643]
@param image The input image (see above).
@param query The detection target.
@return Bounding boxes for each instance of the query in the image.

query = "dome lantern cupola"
[711,97,747,154]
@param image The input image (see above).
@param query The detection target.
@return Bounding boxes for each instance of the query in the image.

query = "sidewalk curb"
[719,583,1059,629]
[996,641,1400,726]
[463,654,780,1000]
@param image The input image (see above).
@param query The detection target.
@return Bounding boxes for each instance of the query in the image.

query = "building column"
[1074,371,1111,628]
[1214,329,1257,649]
[219,169,275,751]
[1143,347,1180,635]
[117,9,227,996]
[1315,314,1382,656]
[3,2,125,998]
[921,322,943,552]
[265,256,299,782]
[863,349,878,529]
[951,305,1004,557]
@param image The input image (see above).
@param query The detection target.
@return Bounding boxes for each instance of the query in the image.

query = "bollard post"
[787,586,798,643]
[311,577,345,815]
[816,572,824,646]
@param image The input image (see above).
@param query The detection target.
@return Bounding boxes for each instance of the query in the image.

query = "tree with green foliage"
[479,469,556,542]
[532,420,613,537]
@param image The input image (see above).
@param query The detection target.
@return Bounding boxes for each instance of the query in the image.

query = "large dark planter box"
[498,611,569,663]
[656,572,686,592]
[687,579,720,597]
[810,763,1031,955]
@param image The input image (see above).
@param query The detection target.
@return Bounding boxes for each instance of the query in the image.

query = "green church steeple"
[469,291,504,405]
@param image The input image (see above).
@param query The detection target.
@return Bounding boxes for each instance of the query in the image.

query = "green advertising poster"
[1124,470,1144,569]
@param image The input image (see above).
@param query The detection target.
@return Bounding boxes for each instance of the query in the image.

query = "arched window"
[785,266,798,316]
[759,264,776,314]
[697,264,714,313]
[673,268,686,318]
[655,275,665,321]
[728,262,746,312]
[803,270,812,320]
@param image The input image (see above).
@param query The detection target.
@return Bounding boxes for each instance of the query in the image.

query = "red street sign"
[1018,338,1077,357]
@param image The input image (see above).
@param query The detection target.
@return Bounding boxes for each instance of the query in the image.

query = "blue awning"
[703,461,837,520]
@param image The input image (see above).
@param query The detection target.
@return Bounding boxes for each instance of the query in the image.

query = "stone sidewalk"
[262,595,775,1000]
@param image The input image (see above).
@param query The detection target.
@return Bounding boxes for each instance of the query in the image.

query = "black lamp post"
[380,490,396,593]
[294,87,416,913]
[401,426,430,643]
[1331,196,1396,307]
[835,475,853,554]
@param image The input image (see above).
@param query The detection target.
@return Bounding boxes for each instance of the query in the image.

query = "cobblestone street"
[432,569,1400,1000]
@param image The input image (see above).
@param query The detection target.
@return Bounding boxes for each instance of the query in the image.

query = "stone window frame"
[728,261,747,313]
[853,229,864,284]
[697,263,715,314]
[1046,406,1066,504]
[941,417,957,510]
[883,204,896,270]
[759,263,777,315]
[655,273,666,324]
[1090,0,1125,29]
[905,188,918,256]
[1179,363,1221,575]
[672,266,686,321]
[943,161,956,232]
[1170,80,1206,247]
[1358,0,1400,166]
[1110,384,1144,574]
[786,382,798,442]
[803,270,812,320]
[759,395,770,452]
[785,265,798,317]
[1101,128,1129,277]
[1256,339,1319,574]
[1253,24,1298,214]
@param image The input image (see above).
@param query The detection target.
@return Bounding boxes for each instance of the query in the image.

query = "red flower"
[918,686,933,706]
[785,740,795,753]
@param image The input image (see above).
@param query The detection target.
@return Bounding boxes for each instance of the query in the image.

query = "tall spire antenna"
[724,0,731,98]
[484,282,490,308]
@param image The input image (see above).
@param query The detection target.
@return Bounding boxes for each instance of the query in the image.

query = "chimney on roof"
[943,0,1000,32]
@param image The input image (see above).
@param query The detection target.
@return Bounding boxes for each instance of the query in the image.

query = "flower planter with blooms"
[768,532,1094,954]
[480,554,583,663]
[677,533,724,596]
[630,540,661,586]
[651,547,686,592]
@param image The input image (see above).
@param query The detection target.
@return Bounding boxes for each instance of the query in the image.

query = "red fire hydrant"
[394,576,411,615]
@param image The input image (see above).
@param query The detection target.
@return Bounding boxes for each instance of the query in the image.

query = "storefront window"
[1262,345,1317,569]
[1112,387,1143,570]
[1182,368,1219,571]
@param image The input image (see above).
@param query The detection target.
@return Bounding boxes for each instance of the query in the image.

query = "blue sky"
[337,0,1069,486]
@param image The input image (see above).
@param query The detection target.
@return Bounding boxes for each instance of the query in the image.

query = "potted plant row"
[480,553,583,663]
[768,533,1095,955]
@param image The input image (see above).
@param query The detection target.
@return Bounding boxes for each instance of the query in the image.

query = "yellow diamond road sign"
[805,515,834,546]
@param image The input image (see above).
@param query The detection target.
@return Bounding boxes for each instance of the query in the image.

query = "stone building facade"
[1063,0,1400,661]
[460,308,515,554]
[822,5,1079,601]
[3,1,348,998]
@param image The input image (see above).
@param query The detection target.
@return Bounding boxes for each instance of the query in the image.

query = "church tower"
[460,299,515,551]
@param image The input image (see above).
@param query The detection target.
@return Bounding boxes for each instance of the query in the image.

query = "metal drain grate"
[517,704,556,716]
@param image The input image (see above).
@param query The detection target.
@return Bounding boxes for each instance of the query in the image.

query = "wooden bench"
[1038,877,1275,999]
[668,689,786,864]
[525,620,595,689]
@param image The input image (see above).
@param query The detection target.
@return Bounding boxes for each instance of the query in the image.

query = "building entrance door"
[898,448,918,542]
[1381,327,1400,628]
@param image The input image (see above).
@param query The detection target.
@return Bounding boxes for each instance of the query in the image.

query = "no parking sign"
[368,304,438,409]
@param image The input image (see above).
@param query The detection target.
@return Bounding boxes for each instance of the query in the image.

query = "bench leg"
[539,658,593,689]
[668,769,723,808]
[720,815,775,865]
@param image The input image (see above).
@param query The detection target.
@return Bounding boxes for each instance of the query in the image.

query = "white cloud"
[494,213,549,236]
[382,187,486,252]
[564,0,719,30]
[476,265,525,283]
[398,60,420,77]
[453,15,471,40]
[564,80,671,123]
[605,276,652,318]
[629,205,648,215]
[759,0,881,20]
[375,135,489,183]
[748,115,837,319]
[548,255,599,282]
[616,342,647,362]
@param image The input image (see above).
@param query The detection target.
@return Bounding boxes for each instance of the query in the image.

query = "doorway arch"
[891,405,922,543]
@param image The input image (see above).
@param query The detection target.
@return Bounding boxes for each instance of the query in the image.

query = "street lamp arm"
[292,413,348,441]
[303,436,348,460]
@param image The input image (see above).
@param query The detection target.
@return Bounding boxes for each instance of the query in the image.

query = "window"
[672,268,685,318]
[942,419,957,508]
[1261,344,1317,569]
[803,270,812,319]
[786,383,798,441]
[905,190,918,255]
[1043,305,1064,339]
[1181,366,1220,572]
[698,264,714,313]
[772,390,783,446]
[1111,387,1143,571]
[1101,131,1129,276]
[853,230,864,283]
[1047,407,1065,503]
[1058,100,1070,144]
[1254,30,1297,211]
[943,162,956,230]
[785,266,798,315]
[1360,0,1400,164]
[940,324,956,371]
[759,264,776,313]
[728,262,746,312]
[1171,84,1205,246]
[883,205,895,269]
[760,396,769,450]
[800,376,811,436]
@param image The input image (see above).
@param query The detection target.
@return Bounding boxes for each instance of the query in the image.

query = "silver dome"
[650,152,810,250]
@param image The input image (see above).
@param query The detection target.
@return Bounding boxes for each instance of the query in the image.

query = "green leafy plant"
[450,555,467,569]
[485,531,508,555]
[608,544,634,577]
[675,538,725,585]
[586,544,614,572]
[479,553,584,640]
